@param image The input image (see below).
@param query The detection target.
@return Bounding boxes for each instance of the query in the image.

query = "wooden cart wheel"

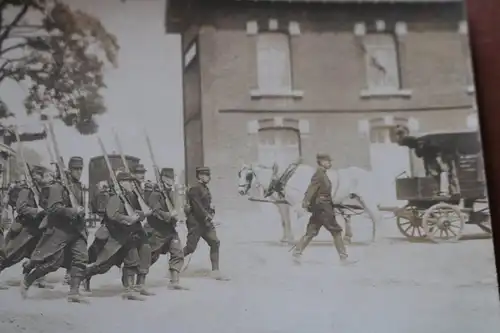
[396,208,426,240]
[422,202,465,243]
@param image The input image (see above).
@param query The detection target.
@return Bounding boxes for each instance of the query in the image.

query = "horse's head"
[237,164,255,196]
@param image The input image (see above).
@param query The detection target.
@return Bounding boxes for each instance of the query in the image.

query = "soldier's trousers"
[183,219,220,271]
[294,203,346,257]
[25,237,88,287]
[150,233,184,273]
[86,234,151,278]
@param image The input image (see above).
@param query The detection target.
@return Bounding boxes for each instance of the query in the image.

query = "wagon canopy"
[415,130,481,155]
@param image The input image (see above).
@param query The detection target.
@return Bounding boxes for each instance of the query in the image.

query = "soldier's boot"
[62,271,70,286]
[19,277,30,299]
[34,276,54,289]
[67,277,90,304]
[0,265,8,290]
[121,271,146,301]
[168,270,188,290]
[82,277,91,293]
[343,220,353,245]
[332,232,357,266]
[134,274,155,296]
[19,269,42,299]
[292,234,313,264]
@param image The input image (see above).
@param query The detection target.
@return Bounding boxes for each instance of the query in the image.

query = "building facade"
[165,0,476,209]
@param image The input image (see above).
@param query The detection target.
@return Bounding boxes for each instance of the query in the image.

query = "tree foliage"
[0,0,119,134]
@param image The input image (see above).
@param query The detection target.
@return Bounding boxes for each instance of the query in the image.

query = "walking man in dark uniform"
[20,157,89,303]
[183,167,229,281]
[84,171,153,301]
[293,153,355,265]
[0,166,52,290]
[146,167,187,290]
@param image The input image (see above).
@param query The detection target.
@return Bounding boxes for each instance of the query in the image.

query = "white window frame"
[360,34,412,98]
[250,32,303,98]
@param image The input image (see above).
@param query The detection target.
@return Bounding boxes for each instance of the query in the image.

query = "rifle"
[12,125,40,207]
[143,131,176,214]
[112,130,151,215]
[45,114,81,211]
[96,135,137,222]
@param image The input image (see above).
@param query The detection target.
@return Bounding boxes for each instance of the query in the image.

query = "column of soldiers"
[0,158,229,303]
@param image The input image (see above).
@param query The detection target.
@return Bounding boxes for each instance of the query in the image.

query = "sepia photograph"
[0,0,498,332]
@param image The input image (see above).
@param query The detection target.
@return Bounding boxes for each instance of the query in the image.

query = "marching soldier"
[84,171,153,301]
[183,166,229,281]
[293,153,356,265]
[132,164,147,183]
[83,180,112,292]
[128,164,154,296]
[132,164,154,202]
[20,157,90,303]
[0,166,53,290]
[146,167,187,290]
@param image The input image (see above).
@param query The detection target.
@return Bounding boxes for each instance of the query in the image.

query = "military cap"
[160,167,174,179]
[116,171,135,182]
[68,156,84,169]
[132,163,146,174]
[195,166,210,175]
[316,153,332,161]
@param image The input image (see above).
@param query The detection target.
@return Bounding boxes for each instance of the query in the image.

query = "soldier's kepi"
[183,166,230,281]
[145,167,188,290]
[293,153,357,265]
[20,156,91,303]
[0,165,53,291]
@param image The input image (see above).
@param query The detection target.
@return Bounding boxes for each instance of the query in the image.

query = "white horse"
[237,162,382,245]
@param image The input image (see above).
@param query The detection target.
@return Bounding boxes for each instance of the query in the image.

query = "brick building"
[165,0,477,209]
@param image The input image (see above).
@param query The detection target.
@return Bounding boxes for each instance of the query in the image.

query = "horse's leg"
[281,204,294,244]
[276,204,293,244]
[343,216,353,244]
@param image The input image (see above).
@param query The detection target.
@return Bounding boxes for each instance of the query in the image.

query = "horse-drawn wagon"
[393,129,490,243]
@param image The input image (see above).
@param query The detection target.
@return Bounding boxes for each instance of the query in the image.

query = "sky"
[0,0,184,184]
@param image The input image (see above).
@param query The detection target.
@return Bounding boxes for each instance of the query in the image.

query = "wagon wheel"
[422,202,465,243]
[396,208,426,240]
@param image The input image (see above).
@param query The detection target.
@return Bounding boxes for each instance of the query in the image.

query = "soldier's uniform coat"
[0,184,47,269]
[86,191,149,276]
[183,180,220,267]
[28,176,88,278]
[302,167,343,236]
[146,188,183,272]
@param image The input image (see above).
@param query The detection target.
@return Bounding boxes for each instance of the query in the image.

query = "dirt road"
[0,210,499,333]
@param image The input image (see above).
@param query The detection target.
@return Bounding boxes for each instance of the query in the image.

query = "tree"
[0,0,119,135]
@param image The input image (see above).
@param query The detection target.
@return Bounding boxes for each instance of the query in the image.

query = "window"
[256,33,292,93]
[257,127,301,169]
[363,34,401,93]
